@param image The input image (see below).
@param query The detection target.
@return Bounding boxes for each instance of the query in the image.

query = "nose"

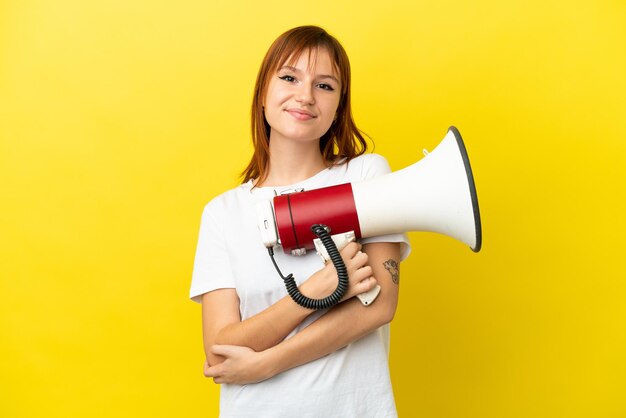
[295,83,315,105]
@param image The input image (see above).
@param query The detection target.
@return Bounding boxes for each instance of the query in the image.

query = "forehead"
[278,47,340,77]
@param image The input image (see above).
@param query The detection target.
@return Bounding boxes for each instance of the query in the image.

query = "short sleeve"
[359,153,394,181]
[358,154,412,261]
[189,203,236,303]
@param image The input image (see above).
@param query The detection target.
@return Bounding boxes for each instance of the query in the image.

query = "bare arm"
[201,242,378,366]
[205,241,401,384]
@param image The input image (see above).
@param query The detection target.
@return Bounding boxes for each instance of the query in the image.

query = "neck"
[260,135,327,187]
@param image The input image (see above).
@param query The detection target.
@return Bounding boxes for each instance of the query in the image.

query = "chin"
[282,130,324,143]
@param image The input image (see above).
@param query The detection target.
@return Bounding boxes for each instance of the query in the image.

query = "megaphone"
[257,126,482,308]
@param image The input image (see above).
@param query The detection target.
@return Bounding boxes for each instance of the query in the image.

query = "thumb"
[204,362,222,378]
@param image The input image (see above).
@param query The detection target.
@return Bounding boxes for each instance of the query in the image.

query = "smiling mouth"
[286,109,317,120]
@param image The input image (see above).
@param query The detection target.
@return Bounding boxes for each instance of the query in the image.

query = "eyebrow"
[279,65,340,84]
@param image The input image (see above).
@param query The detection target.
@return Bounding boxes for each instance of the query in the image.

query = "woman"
[190,25,410,417]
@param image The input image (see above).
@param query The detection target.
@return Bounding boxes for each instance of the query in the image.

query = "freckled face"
[263,48,341,144]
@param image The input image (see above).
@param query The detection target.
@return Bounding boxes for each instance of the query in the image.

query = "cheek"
[266,83,289,104]
[328,95,341,111]
[325,98,341,119]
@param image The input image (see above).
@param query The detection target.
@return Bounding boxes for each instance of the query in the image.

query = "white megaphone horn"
[257,126,482,307]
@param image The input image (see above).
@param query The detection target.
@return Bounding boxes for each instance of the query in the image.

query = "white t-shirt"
[190,153,411,418]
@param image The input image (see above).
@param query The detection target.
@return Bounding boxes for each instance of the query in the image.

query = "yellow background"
[1,0,625,417]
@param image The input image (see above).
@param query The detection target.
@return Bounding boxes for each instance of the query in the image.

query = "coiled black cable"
[268,224,348,310]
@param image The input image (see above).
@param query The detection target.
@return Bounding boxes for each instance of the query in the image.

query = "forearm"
[205,242,381,364]
[206,262,347,357]
[203,242,402,384]
[214,292,313,351]
[262,242,400,377]
[204,295,395,385]
[265,281,397,376]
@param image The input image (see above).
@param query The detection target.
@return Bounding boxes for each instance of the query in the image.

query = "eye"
[317,83,335,91]
[279,75,296,83]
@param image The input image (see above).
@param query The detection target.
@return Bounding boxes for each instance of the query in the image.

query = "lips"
[285,108,317,121]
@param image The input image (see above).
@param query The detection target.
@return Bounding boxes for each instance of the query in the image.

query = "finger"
[204,363,223,378]
[352,276,376,292]
[358,265,373,278]
[351,266,374,285]
[345,255,370,278]
[350,250,369,268]
[340,241,361,259]
[211,344,237,357]
[348,266,373,286]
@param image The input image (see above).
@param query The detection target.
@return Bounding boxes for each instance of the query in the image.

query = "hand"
[203,345,274,385]
[338,241,377,301]
[301,242,377,302]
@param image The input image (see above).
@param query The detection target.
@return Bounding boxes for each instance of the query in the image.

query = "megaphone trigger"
[313,231,356,261]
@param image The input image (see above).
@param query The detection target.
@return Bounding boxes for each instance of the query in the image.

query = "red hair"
[241,25,369,185]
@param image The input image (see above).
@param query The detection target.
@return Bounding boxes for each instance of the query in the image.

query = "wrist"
[260,345,283,379]
[300,264,336,299]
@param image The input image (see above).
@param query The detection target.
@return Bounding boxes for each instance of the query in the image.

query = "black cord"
[268,224,348,310]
